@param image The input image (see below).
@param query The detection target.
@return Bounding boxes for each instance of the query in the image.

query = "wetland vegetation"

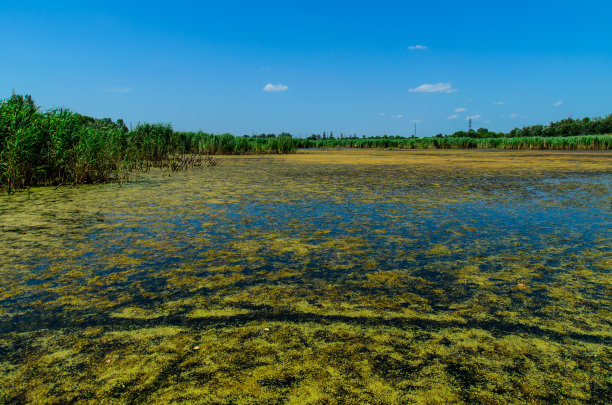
[1,94,610,193]
[297,133,612,150]
[0,94,294,193]
[0,149,610,403]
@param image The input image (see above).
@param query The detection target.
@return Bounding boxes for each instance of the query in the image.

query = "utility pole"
[414,123,417,137]
[468,117,472,132]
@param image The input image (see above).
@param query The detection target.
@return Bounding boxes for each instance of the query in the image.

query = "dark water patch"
[2,306,611,347]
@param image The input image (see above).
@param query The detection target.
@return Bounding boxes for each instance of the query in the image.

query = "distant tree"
[476,128,489,138]
[116,119,128,132]
[451,130,468,138]
[508,128,520,137]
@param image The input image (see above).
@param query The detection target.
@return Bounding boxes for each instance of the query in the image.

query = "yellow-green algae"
[0,149,611,403]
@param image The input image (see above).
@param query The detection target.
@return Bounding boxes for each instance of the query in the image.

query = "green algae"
[0,149,611,403]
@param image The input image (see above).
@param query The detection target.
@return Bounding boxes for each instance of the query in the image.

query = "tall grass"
[0,95,134,193]
[302,135,612,150]
[2,93,609,193]
[0,95,296,193]
[174,132,295,154]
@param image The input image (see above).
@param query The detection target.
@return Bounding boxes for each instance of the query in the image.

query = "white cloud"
[447,114,459,120]
[263,83,288,92]
[391,114,403,119]
[509,112,519,118]
[554,100,563,106]
[409,82,457,93]
[410,119,421,123]
[484,120,492,124]
[466,114,481,120]
[493,101,504,105]
[379,112,386,117]
[455,107,467,112]
[103,86,131,93]
[407,45,427,50]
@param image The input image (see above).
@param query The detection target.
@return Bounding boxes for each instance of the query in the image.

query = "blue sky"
[1,1,610,137]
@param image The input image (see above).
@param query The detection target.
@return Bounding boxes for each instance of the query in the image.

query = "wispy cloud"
[466,114,481,120]
[455,107,467,112]
[493,101,504,105]
[391,114,403,119]
[263,83,288,92]
[447,114,459,120]
[379,112,386,117]
[509,112,520,118]
[410,119,421,123]
[409,82,457,93]
[103,86,131,93]
[407,45,427,50]
[554,100,563,106]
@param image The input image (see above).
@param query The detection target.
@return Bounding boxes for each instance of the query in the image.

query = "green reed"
[0,95,296,193]
[0,95,130,192]
[2,93,609,193]
[303,134,612,150]
[175,131,296,155]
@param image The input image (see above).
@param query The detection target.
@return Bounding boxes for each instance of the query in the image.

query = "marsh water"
[0,150,611,404]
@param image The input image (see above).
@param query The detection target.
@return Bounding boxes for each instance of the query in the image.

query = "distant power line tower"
[468,117,472,132]
[414,123,417,137]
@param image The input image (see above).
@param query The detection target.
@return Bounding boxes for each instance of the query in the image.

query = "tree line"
[445,115,612,139]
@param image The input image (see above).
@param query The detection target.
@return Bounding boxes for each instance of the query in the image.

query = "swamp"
[0,149,611,404]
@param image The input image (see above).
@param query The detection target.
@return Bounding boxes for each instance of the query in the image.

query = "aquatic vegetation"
[0,95,297,193]
[0,150,611,403]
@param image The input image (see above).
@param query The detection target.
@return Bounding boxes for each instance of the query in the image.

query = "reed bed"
[0,95,134,193]
[0,95,294,193]
[302,134,612,150]
[2,93,609,193]
[176,131,296,155]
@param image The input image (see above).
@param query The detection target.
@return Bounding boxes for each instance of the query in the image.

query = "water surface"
[1,150,611,403]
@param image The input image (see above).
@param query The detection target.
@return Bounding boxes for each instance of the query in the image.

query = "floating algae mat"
[0,150,611,403]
